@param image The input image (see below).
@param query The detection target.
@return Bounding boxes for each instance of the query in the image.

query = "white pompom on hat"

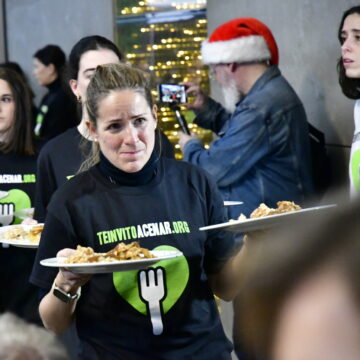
[201,17,279,66]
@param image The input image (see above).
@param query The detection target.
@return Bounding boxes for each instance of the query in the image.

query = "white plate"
[199,204,337,233]
[0,224,43,248]
[223,201,243,206]
[40,250,183,274]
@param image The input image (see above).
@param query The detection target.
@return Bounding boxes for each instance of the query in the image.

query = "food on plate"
[236,201,302,220]
[65,241,155,264]
[2,225,27,240]
[250,201,301,218]
[1,224,44,243]
[29,224,44,243]
[229,213,246,222]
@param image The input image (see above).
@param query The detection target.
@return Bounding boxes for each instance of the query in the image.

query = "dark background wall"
[4,0,114,103]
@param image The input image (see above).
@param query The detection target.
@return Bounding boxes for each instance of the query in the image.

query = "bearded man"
[179,17,314,220]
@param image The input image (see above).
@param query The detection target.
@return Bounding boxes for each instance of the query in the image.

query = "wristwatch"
[52,282,81,303]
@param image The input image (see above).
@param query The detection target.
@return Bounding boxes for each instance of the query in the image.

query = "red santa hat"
[201,17,279,66]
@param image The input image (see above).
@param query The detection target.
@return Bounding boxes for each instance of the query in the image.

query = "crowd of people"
[0,5,359,360]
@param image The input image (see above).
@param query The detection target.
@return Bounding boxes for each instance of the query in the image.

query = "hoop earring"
[77,95,82,103]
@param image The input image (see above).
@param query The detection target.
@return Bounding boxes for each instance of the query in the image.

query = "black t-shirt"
[34,127,89,222]
[31,158,235,359]
[35,79,78,146]
[0,152,40,324]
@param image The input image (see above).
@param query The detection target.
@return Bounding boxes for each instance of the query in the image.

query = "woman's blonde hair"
[80,63,155,171]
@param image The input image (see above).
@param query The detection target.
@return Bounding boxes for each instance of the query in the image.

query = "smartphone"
[158,83,187,104]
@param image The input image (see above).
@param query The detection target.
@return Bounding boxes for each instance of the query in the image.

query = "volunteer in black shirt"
[33,44,77,145]
[34,36,174,223]
[31,63,245,359]
[0,68,40,323]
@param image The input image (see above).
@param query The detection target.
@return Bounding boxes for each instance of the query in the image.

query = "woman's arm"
[39,249,91,334]
[208,243,248,302]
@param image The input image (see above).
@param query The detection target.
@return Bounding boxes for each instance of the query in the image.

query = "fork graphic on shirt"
[0,202,14,226]
[139,267,166,335]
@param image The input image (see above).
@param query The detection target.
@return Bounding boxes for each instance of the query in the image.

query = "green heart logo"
[0,189,31,224]
[113,245,189,314]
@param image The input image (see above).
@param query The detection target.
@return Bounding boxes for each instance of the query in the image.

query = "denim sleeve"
[193,97,232,134]
[183,106,269,188]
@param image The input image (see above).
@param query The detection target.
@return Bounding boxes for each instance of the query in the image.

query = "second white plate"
[200,204,337,233]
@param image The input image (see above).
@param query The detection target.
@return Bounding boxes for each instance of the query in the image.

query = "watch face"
[53,286,78,303]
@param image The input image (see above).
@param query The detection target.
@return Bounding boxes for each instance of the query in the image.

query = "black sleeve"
[34,149,57,222]
[38,287,49,301]
[41,93,78,142]
[202,173,236,274]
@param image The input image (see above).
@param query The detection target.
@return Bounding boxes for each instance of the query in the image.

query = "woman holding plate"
[31,63,245,359]
[0,67,40,324]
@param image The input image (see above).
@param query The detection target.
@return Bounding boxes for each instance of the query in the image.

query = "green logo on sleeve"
[113,245,189,317]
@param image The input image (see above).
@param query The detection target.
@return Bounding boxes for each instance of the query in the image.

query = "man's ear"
[228,62,237,73]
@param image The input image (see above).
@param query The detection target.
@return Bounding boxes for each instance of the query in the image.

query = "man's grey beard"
[221,81,242,113]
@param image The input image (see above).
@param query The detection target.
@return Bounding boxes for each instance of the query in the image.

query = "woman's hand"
[181,81,208,111]
[54,248,92,294]
[21,217,38,225]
